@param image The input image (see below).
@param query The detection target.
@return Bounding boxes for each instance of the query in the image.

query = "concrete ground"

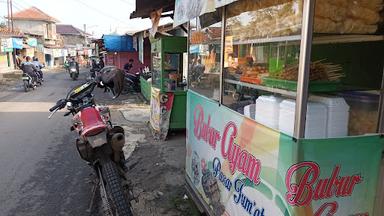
[0,69,94,215]
[98,90,200,216]
[0,68,199,215]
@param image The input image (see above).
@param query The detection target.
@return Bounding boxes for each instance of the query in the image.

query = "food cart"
[173,0,384,215]
[149,36,188,139]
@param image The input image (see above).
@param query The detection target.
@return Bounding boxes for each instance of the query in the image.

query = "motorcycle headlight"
[71,68,77,72]
[66,102,73,109]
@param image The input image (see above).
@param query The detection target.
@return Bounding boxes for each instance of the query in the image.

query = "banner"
[12,38,23,49]
[53,49,63,57]
[27,38,37,47]
[186,90,383,216]
[173,0,216,27]
[150,87,175,140]
[215,0,237,8]
[0,38,13,52]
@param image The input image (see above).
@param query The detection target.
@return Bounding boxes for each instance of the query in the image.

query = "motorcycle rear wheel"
[101,159,133,216]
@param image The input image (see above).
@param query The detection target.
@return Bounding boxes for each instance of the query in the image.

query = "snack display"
[314,0,383,34]
[239,64,267,84]
[226,0,302,40]
[226,0,383,38]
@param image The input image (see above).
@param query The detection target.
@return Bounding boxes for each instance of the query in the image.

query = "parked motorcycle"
[48,81,134,215]
[122,68,151,94]
[68,62,79,80]
[22,73,36,92]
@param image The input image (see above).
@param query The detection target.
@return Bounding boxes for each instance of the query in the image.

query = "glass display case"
[150,36,188,131]
[181,0,384,215]
[151,37,187,92]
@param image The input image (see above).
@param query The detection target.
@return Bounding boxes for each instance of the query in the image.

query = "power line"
[70,0,129,25]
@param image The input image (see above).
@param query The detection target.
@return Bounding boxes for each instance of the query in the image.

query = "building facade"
[11,7,63,66]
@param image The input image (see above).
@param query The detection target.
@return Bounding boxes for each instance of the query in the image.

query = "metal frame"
[219,7,226,105]
[293,0,315,139]
[375,66,384,215]
[186,21,191,89]
[377,66,384,133]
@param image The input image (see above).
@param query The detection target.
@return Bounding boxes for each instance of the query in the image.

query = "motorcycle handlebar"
[49,99,66,112]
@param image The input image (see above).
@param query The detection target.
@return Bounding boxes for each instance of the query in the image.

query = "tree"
[0,21,6,28]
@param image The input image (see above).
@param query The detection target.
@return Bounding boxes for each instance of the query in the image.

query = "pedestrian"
[99,57,105,69]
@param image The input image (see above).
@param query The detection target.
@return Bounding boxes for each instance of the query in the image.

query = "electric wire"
[69,0,130,25]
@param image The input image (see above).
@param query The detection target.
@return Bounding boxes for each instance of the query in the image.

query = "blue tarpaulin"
[102,35,134,52]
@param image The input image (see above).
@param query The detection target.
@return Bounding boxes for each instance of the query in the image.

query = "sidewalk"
[109,93,199,216]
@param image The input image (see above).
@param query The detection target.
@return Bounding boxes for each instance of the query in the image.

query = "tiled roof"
[57,24,90,36]
[12,7,59,23]
[0,27,23,37]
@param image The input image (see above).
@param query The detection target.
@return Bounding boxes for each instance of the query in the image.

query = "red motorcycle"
[49,81,133,215]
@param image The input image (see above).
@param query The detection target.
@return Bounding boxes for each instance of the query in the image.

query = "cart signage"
[150,88,174,139]
[186,91,383,216]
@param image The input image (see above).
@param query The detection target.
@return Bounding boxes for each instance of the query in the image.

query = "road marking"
[0,102,60,112]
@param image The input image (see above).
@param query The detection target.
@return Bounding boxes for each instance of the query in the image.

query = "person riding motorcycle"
[21,56,39,84]
[64,55,73,73]
[32,57,44,81]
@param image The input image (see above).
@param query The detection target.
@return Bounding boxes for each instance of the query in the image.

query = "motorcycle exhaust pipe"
[110,133,125,162]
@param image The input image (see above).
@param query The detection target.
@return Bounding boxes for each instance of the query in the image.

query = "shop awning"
[130,0,175,19]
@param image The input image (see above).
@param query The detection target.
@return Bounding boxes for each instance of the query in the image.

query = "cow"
[96,66,125,99]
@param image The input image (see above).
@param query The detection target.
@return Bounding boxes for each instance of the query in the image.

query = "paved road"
[0,70,95,216]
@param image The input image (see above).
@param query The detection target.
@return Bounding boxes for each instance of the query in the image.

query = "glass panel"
[305,2,384,138]
[223,0,303,135]
[189,11,222,101]
[151,51,162,88]
[163,53,184,91]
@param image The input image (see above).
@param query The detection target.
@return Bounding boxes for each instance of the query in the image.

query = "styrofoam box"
[310,95,350,138]
[244,104,256,120]
[255,95,282,130]
[279,99,327,139]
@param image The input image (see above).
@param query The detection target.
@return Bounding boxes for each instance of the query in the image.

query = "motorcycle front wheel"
[71,73,77,81]
[23,81,29,92]
[100,159,133,216]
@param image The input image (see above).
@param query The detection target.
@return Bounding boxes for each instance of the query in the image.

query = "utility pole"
[9,0,17,69]
[7,0,10,28]
[83,24,87,45]
[10,0,14,31]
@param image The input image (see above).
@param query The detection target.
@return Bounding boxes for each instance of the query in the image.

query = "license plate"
[22,77,29,80]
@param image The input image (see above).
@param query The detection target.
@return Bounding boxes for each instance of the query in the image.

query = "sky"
[0,0,173,37]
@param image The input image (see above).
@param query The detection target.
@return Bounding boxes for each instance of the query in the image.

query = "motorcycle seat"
[80,107,107,136]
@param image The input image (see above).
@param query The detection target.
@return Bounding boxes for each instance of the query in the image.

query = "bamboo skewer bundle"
[273,60,344,81]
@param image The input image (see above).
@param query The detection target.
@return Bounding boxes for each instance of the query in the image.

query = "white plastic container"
[255,95,282,130]
[279,99,327,139]
[310,95,349,138]
[244,104,256,120]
